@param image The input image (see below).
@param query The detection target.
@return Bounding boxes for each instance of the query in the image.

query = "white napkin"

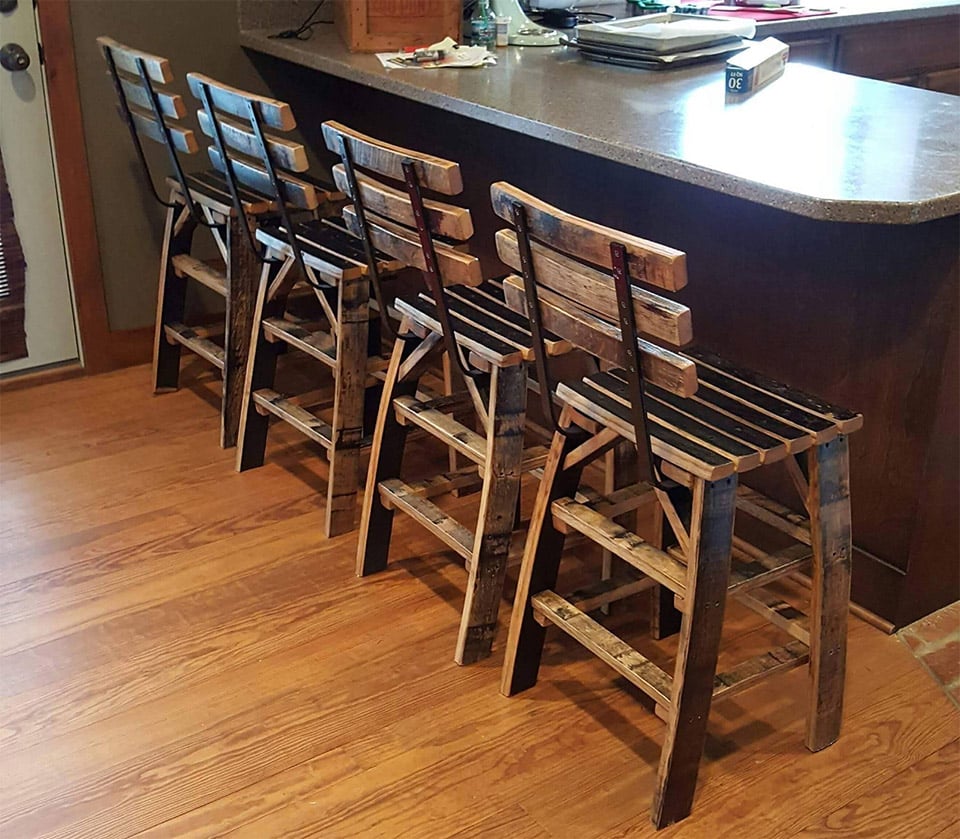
[377,38,497,69]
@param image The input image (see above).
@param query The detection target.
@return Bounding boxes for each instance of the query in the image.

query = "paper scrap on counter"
[377,38,496,69]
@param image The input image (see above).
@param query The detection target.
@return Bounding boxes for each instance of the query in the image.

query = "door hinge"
[36,41,44,65]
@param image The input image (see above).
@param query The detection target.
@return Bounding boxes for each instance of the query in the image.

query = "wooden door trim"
[35,0,152,375]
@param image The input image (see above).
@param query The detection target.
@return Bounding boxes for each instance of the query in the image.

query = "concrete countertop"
[240,21,960,224]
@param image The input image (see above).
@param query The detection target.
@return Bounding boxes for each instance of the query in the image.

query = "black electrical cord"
[269,1,330,40]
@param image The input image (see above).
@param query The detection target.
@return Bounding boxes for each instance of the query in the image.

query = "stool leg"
[324,273,371,537]
[805,435,853,752]
[355,329,425,576]
[153,199,195,393]
[651,474,737,829]
[221,214,260,449]
[236,257,290,472]
[456,363,527,665]
[652,483,693,641]
[500,414,590,696]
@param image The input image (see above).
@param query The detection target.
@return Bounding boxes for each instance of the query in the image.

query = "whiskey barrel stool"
[333,123,570,664]
[494,182,861,828]
[181,79,401,538]
[97,38,313,448]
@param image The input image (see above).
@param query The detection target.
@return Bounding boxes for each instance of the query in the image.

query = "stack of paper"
[574,13,756,69]
[377,38,496,70]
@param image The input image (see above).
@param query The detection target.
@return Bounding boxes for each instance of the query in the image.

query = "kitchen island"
[238,10,959,628]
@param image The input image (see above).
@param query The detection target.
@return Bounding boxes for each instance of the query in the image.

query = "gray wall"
[71,0,270,330]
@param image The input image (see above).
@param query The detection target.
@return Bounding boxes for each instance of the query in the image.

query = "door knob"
[0,43,30,72]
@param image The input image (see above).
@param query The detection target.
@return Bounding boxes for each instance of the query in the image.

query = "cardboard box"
[334,0,462,53]
[726,37,789,97]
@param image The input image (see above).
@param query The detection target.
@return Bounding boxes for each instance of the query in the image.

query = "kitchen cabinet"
[778,14,960,93]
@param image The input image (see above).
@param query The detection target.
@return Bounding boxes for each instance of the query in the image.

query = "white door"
[0,0,78,376]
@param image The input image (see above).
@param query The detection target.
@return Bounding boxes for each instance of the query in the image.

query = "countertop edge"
[239,30,960,225]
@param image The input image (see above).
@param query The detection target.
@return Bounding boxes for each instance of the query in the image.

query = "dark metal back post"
[610,241,662,488]
[195,83,270,263]
[102,46,212,227]
[401,160,484,381]
[337,137,412,341]
[511,200,573,436]
[241,97,317,285]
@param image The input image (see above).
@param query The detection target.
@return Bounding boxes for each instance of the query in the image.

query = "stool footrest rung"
[551,498,688,594]
[735,587,811,645]
[562,569,657,615]
[170,254,227,297]
[164,323,224,370]
[713,640,809,702]
[531,590,674,707]
[251,389,334,448]
[736,486,812,546]
[378,479,475,561]
[262,317,337,367]
[404,465,484,500]
[392,395,487,466]
[728,543,812,593]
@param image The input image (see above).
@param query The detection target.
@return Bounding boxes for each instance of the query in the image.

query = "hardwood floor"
[1,362,957,838]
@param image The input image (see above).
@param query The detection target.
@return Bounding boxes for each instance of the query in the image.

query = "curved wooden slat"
[198,111,308,173]
[96,36,172,85]
[117,74,185,120]
[128,105,198,154]
[501,275,696,396]
[341,206,482,285]
[207,148,318,210]
[491,182,687,291]
[186,73,295,131]
[331,164,473,240]
[495,229,691,346]
[322,121,463,195]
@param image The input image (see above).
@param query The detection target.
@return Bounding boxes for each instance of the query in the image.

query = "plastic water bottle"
[470,0,496,49]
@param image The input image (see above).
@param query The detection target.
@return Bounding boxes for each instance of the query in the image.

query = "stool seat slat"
[687,349,864,434]
[585,371,767,470]
[394,296,525,368]
[168,171,275,216]
[643,379,789,458]
[558,379,737,480]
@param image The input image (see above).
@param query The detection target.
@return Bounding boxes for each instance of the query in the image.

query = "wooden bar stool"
[181,80,402,537]
[495,182,862,828]
[97,38,308,448]
[337,123,567,664]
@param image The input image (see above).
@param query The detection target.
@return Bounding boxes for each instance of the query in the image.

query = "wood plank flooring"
[1,362,957,838]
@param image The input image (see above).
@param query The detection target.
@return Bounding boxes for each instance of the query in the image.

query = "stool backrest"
[322,121,481,286]
[186,73,319,212]
[491,181,695,485]
[323,121,483,381]
[186,73,324,272]
[96,37,199,210]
